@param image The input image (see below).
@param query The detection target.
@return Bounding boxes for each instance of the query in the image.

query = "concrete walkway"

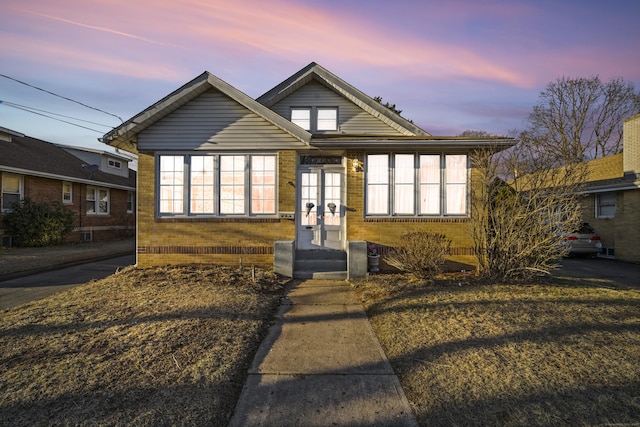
[228,279,418,427]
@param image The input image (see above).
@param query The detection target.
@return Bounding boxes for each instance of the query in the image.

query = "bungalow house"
[102,62,512,278]
[0,127,136,246]
[578,113,640,263]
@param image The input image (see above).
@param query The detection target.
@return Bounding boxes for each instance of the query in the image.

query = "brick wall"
[624,113,640,175]
[345,151,477,270]
[137,150,479,270]
[5,175,135,243]
[136,152,295,267]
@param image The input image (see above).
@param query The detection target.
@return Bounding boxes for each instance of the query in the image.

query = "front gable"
[257,62,429,137]
[138,88,310,151]
[268,80,406,136]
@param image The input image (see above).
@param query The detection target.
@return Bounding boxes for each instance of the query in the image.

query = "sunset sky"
[2,0,639,151]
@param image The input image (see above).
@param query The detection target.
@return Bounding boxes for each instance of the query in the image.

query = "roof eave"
[309,137,514,151]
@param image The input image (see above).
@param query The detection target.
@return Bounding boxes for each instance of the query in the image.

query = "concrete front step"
[294,250,347,280]
[293,270,348,280]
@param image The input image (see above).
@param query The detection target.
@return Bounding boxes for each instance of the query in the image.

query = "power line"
[0,100,105,133]
[0,73,123,123]
[0,100,112,128]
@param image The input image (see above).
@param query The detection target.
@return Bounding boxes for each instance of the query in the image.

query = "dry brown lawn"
[0,265,285,426]
[354,273,640,426]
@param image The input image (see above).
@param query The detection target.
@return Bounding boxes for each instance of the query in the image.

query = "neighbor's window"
[157,154,277,217]
[108,158,122,169]
[87,186,109,215]
[366,153,468,216]
[62,182,73,204]
[291,108,311,130]
[596,192,616,218]
[1,173,23,212]
[127,191,135,213]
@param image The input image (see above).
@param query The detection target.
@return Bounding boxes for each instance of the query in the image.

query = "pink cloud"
[1,30,188,81]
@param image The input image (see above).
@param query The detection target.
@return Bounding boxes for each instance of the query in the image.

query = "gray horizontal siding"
[271,81,404,135]
[138,89,305,151]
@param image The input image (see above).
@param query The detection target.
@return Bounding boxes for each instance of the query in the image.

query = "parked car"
[563,223,602,257]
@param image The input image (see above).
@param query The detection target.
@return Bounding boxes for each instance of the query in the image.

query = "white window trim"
[365,153,469,217]
[290,106,338,132]
[62,181,73,204]
[156,153,278,218]
[86,186,110,215]
[107,158,122,170]
[1,173,24,212]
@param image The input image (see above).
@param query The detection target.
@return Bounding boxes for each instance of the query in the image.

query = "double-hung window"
[157,154,277,217]
[291,107,338,132]
[87,187,109,215]
[62,182,73,204]
[596,192,616,218]
[366,153,468,216]
[1,173,23,212]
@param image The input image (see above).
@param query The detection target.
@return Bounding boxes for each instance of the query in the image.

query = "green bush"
[3,198,74,247]
[385,231,451,281]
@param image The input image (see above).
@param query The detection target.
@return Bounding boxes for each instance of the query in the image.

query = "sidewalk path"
[228,279,418,427]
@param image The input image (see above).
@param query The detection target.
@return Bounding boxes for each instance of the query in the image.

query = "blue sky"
[1,0,639,150]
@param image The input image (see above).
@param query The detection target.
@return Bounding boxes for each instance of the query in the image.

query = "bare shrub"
[385,231,451,281]
[470,145,587,281]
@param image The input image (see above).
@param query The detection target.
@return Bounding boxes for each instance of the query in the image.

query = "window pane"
[3,175,20,192]
[420,155,440,214]
[445,155,467,215]
[317,108,337,131]
[597,192,616,218]
[98,189,109,213]
[159,155,184,214]
[220,155,245,214]
[250,156,276,214]
[394,155,414,214]
[190,156,215,213]
[446,155,467,183]
[367,155,389,214]
[291,108,311,130]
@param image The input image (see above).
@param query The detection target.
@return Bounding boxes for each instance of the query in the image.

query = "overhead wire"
[1,100,107,133]
[0,73,124,123]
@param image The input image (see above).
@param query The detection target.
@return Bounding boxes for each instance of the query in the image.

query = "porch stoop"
[294,250,347,280]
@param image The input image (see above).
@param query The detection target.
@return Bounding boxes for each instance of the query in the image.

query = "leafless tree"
[524,76,640,166]
[470,144,587,281]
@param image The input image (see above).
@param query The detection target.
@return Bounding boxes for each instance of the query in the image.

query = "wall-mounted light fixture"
[352,159,363,172]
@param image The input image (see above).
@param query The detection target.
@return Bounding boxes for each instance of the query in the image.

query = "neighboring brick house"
[102,62,512,278]
[579,113,640,263]
[0,127,136,246]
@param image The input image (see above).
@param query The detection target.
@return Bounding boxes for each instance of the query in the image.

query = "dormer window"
[291,108,311,130]
[108,158,122,169]
[290,107,338,132]
[317,108,338,131]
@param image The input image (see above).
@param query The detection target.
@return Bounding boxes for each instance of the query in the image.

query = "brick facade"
[136,151,477,269]
[2,174,135,244]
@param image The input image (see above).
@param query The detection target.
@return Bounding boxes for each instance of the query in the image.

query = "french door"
[297,167,344,250]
